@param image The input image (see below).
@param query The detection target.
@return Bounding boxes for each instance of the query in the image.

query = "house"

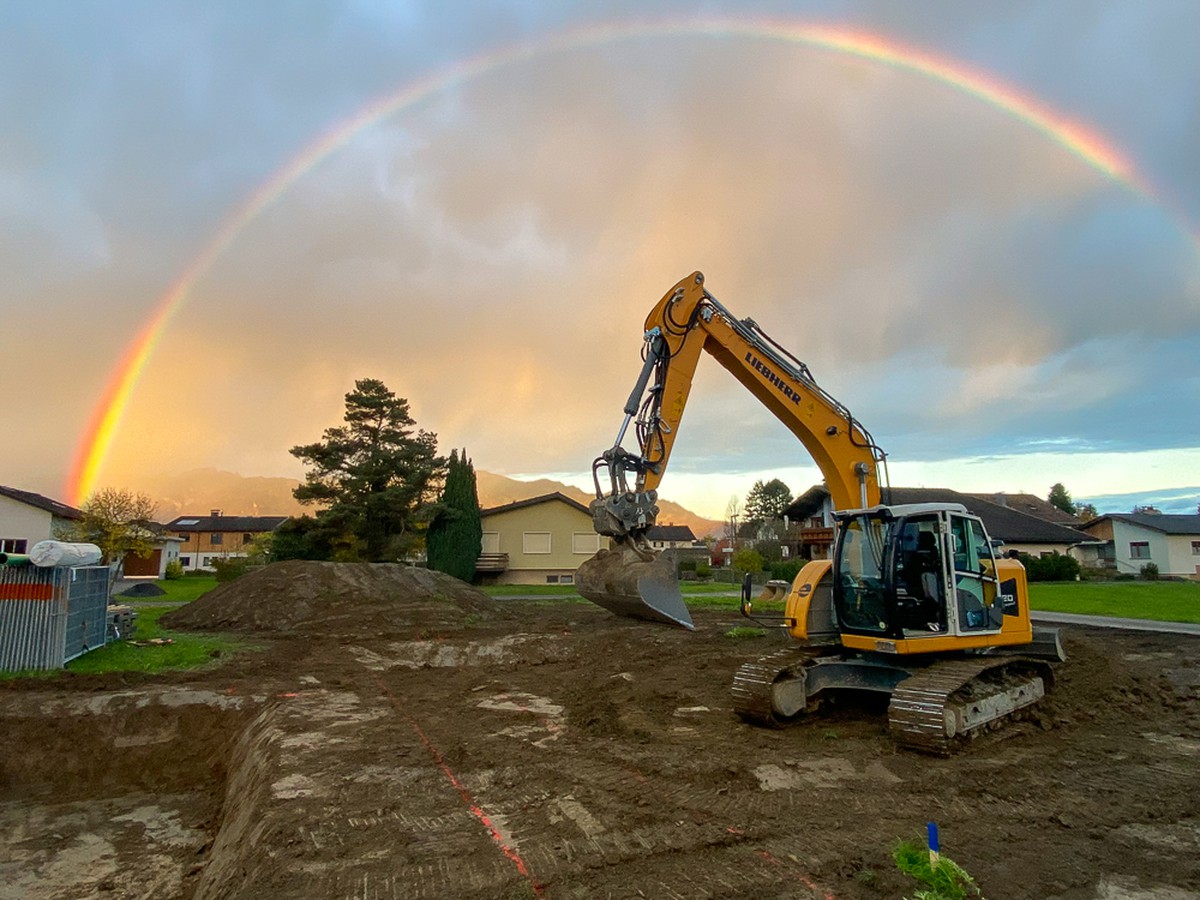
[1081,513,1200,579]
[781,485,1098,561]
[645,524,700,550]
[0,485,83,555]
[477,492,612,585]
[121,526,186,578]
[165,510,288,572]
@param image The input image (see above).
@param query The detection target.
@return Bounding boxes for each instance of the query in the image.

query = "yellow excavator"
[577,272,1066,752]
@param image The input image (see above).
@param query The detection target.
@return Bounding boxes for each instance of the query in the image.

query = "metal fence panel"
[0,565,111,669]
[0,567,67,670]
[63,567,112,662]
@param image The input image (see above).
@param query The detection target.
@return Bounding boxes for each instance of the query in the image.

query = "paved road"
[1031,610,1200,636]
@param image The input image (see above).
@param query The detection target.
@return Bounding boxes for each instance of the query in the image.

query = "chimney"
[211,509,223,518]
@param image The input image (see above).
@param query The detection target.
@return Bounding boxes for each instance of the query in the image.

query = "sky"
[2,0,1198,520]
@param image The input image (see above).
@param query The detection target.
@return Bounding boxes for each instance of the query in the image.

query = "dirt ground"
[2,564,1199,899]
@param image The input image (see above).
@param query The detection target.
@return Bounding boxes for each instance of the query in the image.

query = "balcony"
[475,553,509,574]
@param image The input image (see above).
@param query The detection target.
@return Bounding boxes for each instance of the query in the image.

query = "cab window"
[892,516,946,633]
[835,516,889,633]
[949,516,1001,631]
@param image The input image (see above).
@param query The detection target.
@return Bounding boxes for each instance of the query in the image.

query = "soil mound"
[119,582,167,597]
[160,561,505,636]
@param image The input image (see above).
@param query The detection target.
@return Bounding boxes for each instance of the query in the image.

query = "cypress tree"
[426,448,483,582]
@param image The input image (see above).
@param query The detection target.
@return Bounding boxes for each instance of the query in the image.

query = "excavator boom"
[576,272,886,626]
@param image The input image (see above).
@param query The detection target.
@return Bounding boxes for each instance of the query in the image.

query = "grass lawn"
[62,604,249,675]
[1028,580,1200,624]
[151,574,220,603]
[2,577,240,679]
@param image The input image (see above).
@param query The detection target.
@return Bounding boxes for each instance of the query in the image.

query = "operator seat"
[912,531,944,631]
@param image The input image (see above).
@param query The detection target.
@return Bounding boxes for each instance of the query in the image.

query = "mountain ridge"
[135,467,724,538]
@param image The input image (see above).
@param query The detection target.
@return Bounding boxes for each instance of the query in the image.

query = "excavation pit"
[0,688,263,899]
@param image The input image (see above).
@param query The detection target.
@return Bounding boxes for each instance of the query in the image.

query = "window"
[180,557,191,567]
[572,532,600,554]
[545,574,560,584]
[561,574,574,584]
[523,532,551,554]
[0,538,28,554]
[210,533,223,545]
[1192,541,1200,556]
[1130,542,1151,559]
[242,533,253,544]
[482,532,500,554]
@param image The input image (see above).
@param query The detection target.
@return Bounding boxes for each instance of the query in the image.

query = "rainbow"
[64,18,1168,504]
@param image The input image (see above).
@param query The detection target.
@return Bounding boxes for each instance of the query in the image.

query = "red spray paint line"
[374,673,544,896]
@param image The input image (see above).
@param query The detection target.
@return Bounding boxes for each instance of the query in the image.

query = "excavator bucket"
[756,580,791,603]
[575,543,694,629]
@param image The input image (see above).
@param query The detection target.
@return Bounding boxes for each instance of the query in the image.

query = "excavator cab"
[833,504,1011,642]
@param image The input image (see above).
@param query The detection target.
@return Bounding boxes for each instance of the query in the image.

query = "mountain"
[1076,487,1200,516]
[138,468,724,538]
[139,468,307,519]
[474,471,723,538]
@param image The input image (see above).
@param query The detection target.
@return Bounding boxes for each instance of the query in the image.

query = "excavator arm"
[580,272,887,627]
[590,271,885,537]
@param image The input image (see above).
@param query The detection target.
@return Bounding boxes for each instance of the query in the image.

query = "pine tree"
[426,448,483,582]
[290,379,445,561]
[1048,483,1075,515]
[743,478,794,537]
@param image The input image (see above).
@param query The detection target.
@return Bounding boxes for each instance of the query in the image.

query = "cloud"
[1,3,1197,509]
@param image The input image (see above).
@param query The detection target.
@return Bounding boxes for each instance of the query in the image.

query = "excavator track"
[731,646,835,727]
[887,658,1053,755]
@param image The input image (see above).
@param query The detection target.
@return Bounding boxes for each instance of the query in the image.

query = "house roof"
[784,484,1095,545]
[1088,513,1200,536]
[887,488,1096,545]
[0,485,83,520]
[480,491,590,518]
[166,515,288,532]
[646,524,697,542]
[965,492,1082,525]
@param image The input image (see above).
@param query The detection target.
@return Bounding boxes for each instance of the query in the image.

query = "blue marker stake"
[928,821,940,866]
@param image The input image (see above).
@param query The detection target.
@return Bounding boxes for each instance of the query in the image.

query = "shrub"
[678,558,698,573]
[1018,551,1081,582]
[694,561,712,579]
[163,560,184,580]
[732,548,764,574]
[1140,562,1160,581]
[770,559,804,583]
[211,557,250,583]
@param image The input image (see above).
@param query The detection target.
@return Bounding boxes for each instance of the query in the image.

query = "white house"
[0,486,83,554]
[1081,513,1200,579]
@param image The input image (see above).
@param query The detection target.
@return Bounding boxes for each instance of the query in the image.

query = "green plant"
[694,560,712,579]
[426,448,483,582]
[893,839,982,900]
[211,557,250,582]
[770,559,804,582]
[732,547,764,574]
[1140,562,1160,580]
[163,559,184,580]
[1018,551,1080,582]
[724,626,767,639]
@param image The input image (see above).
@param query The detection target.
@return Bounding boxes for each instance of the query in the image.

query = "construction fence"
[0,565,111,670]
